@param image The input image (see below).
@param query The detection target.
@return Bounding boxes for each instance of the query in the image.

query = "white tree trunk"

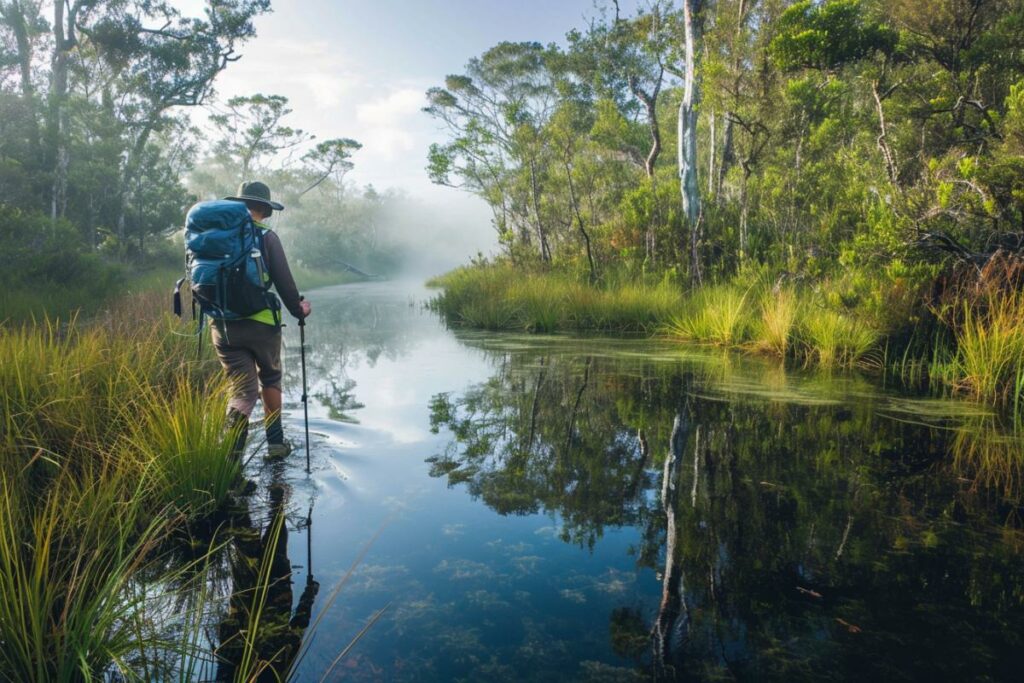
[678,0,702,283]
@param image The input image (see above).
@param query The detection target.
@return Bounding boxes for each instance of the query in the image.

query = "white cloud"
[356,88,426,127]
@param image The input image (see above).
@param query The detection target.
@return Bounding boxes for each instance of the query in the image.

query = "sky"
[181,0,642,255]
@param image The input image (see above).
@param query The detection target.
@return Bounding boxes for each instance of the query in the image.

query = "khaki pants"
[211,319,282,416]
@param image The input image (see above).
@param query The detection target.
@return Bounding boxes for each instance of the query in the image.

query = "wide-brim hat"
[224,180,285,211]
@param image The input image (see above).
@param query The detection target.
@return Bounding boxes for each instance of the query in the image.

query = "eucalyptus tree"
[0,0,269,255]
[0,0,45,159]
[425,41,565,261]
[567,1,677,264]
[210,93,311,181]
[297,137,362,199]
[675,0,704,284]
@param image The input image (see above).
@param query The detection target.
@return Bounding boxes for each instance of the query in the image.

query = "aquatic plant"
[753,286,799,357]
[665,286,751,346]
[799,308,878,369]
[0,302,246,679]
[430,265,683,333]
[126,377,241,515]
[0,467,173,682]
[947,294,1024,403]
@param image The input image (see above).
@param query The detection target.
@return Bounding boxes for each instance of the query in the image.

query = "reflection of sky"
[255,281,1024,682]
[267,281,656,681]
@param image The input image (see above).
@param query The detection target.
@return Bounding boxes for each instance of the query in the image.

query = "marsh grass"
[948,294,1024,403]
[0,299,244,680]
[0,468,175,682]
[430,264,1024,411]
[127,377,241,514]
[754,287,799,357]
[430,265,682,333]
[799,308,879,369]
[665,286,752,346]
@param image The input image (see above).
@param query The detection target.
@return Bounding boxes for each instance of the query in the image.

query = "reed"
[0,303,241,679]
[665,286,751,346]
[947,294,1024,403]
[0,466,174,682]
[430,265,682,333]
[126,377,241,515]
[799,308,878,369]
[753,286,799,357]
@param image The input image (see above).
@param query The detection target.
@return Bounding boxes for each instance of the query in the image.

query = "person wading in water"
[217,181,311,459]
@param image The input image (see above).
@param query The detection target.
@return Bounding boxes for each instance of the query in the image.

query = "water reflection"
[215,465,319,681]
[281,282,429,423]
[428,347,1024,680]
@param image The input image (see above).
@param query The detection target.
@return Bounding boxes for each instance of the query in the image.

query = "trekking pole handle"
[298,295,306,327]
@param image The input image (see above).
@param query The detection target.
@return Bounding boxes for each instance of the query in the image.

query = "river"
[236,280,1024,682]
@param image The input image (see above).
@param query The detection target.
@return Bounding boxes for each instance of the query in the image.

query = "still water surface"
[245,280,1024,681]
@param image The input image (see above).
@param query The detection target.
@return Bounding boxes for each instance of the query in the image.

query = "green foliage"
[771,0,897,71]
[666,286,752,346]
[0,294,247,680]
[799,307,878,368]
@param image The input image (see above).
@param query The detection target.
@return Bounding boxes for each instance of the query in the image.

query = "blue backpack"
[173,200,278,322]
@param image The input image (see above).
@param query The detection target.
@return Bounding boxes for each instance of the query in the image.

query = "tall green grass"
[665,286,752,345]
[430,263,1024,411]
[430,264,683,333]
[755,287,799,356]
[0,292,246,680]
[799,308,878,369]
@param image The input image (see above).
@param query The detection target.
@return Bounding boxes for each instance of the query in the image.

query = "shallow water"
[237,280,1024,682]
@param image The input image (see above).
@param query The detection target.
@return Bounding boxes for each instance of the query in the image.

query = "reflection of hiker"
[216,478,320,681]
[216,181,312,459]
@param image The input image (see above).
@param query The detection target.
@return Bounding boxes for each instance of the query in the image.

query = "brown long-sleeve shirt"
[260,227,303,320]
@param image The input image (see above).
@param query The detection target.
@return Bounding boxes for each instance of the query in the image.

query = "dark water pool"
[232,280,1024,682]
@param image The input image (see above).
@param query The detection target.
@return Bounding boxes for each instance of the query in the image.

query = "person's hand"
[300,299,312,318]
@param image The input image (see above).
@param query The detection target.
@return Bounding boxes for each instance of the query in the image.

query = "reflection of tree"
[281,285,435,421]
[428,346,1024,679]
[652,413,689,680]
[428,354,685,547]
[216,468,319,681]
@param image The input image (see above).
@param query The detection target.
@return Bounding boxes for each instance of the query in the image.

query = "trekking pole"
[299,296,311,474]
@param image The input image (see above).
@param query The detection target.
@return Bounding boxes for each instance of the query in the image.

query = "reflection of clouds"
[579,660,646,680]
[511,555,543,575]
[347,563,411,594]
[466,589,510,610]
[433,558,495,581]
[592,568,636,595]
[442,523,465,537]
[561,568,638,598]
[507,541,534,554]
[485,538,534,555]
[533,525,561,539]
[560,589,587,604]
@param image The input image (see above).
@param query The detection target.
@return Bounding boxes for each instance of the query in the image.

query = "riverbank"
[1,262,361,323]
[0,280,369,679]
[427,263,1024,411]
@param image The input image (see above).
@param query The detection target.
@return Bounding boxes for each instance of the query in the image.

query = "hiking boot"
[266,440,293,461]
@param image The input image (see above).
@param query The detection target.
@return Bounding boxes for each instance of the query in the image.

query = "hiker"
[215,181,312,459]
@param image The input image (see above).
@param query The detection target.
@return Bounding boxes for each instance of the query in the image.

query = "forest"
[426,0,1024,406]
[0,0,416,320]
[2,1,1024,680]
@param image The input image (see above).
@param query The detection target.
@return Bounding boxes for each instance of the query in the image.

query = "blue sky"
[201,0,643,202]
